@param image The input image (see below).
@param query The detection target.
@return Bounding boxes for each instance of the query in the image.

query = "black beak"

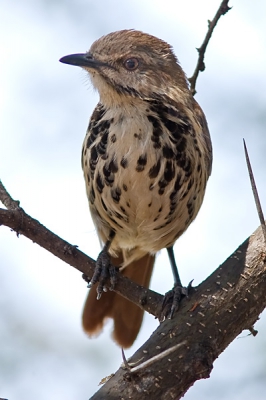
[59,53,105,69]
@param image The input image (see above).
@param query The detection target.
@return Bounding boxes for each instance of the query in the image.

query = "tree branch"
[188,0,232,95]
[90,224,266,399]
[0,179,162,318]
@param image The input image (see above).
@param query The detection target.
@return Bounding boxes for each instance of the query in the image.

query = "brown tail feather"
[82,252,155,348]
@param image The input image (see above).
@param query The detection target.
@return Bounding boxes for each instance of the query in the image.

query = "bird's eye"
[124,58,139,71]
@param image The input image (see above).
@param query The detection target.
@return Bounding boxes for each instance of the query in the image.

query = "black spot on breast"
[89,146,99,177]
[90,146,98,161]
[183,158,192,176]
[167,173,184,217]
[123,184,128,191]
[111,187,121,203]
[134,133,142,140]
[175,137,187,152]
[148,100,192,144]
[149,159,161,179]
[162,146,174,159]
[176,155,186,170]
[109,158,118,173]
[111,134,116,143]
[152,127,163,138]
[180,177,194,200]
[96,173,104,193]
[167,107,179,117]
[147,115,160,128]
[96,131,109,156]
[187,177,194,191]
[164,161,175,182]
[158,178,167,194]
[136,154,147,172]
[153,142,161,149]
[187,201,195,217]
[103,163,114,186]
[120,157,128,168]
[174,173,182,192]
[148,115,163,148]
[91,104,106,123]
[86,115,110,148]
[86,135,93,149]
[162,118,177,133]
[157,161,175,195]
[176,153,192,177]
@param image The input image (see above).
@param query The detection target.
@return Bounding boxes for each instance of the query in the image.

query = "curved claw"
[84,248,119,299]
[160,280,193,321]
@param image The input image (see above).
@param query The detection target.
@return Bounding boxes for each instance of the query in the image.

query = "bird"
[59,29,212,348]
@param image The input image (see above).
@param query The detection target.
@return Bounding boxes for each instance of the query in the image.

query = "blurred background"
[1,0,266,398]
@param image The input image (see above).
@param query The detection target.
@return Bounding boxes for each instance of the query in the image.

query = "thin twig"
[0,180,21,210]
[121,348,131,370]
[188,0,231,95]
[243,139,266,245]
[0,179,163,318]
[121,348,144,370]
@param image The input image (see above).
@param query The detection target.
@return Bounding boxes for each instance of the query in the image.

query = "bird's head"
[60,30,189,107]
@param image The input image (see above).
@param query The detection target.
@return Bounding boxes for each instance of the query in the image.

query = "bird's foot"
[160,280,193,321]
[82,249,118,300]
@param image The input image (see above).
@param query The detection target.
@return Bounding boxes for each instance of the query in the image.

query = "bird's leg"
[83,230,118,299]
[161,246,193,320]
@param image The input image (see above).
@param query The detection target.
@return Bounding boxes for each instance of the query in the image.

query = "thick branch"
[188,0,231,95]
[91,225,266,399]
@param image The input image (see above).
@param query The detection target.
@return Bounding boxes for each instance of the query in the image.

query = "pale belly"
[87,142,205,262]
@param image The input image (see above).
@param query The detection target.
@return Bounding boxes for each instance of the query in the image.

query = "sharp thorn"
[243,139,266,245]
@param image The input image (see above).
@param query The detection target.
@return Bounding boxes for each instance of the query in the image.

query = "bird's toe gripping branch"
[160,280,193,321]
[82,248,119,299]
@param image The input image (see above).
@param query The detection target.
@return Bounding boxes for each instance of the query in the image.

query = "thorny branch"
[188,0,231,95]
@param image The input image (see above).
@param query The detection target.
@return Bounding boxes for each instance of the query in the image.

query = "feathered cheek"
[89,73,109,93]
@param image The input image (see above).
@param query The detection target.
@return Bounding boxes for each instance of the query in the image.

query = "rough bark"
[90,225,266,399]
